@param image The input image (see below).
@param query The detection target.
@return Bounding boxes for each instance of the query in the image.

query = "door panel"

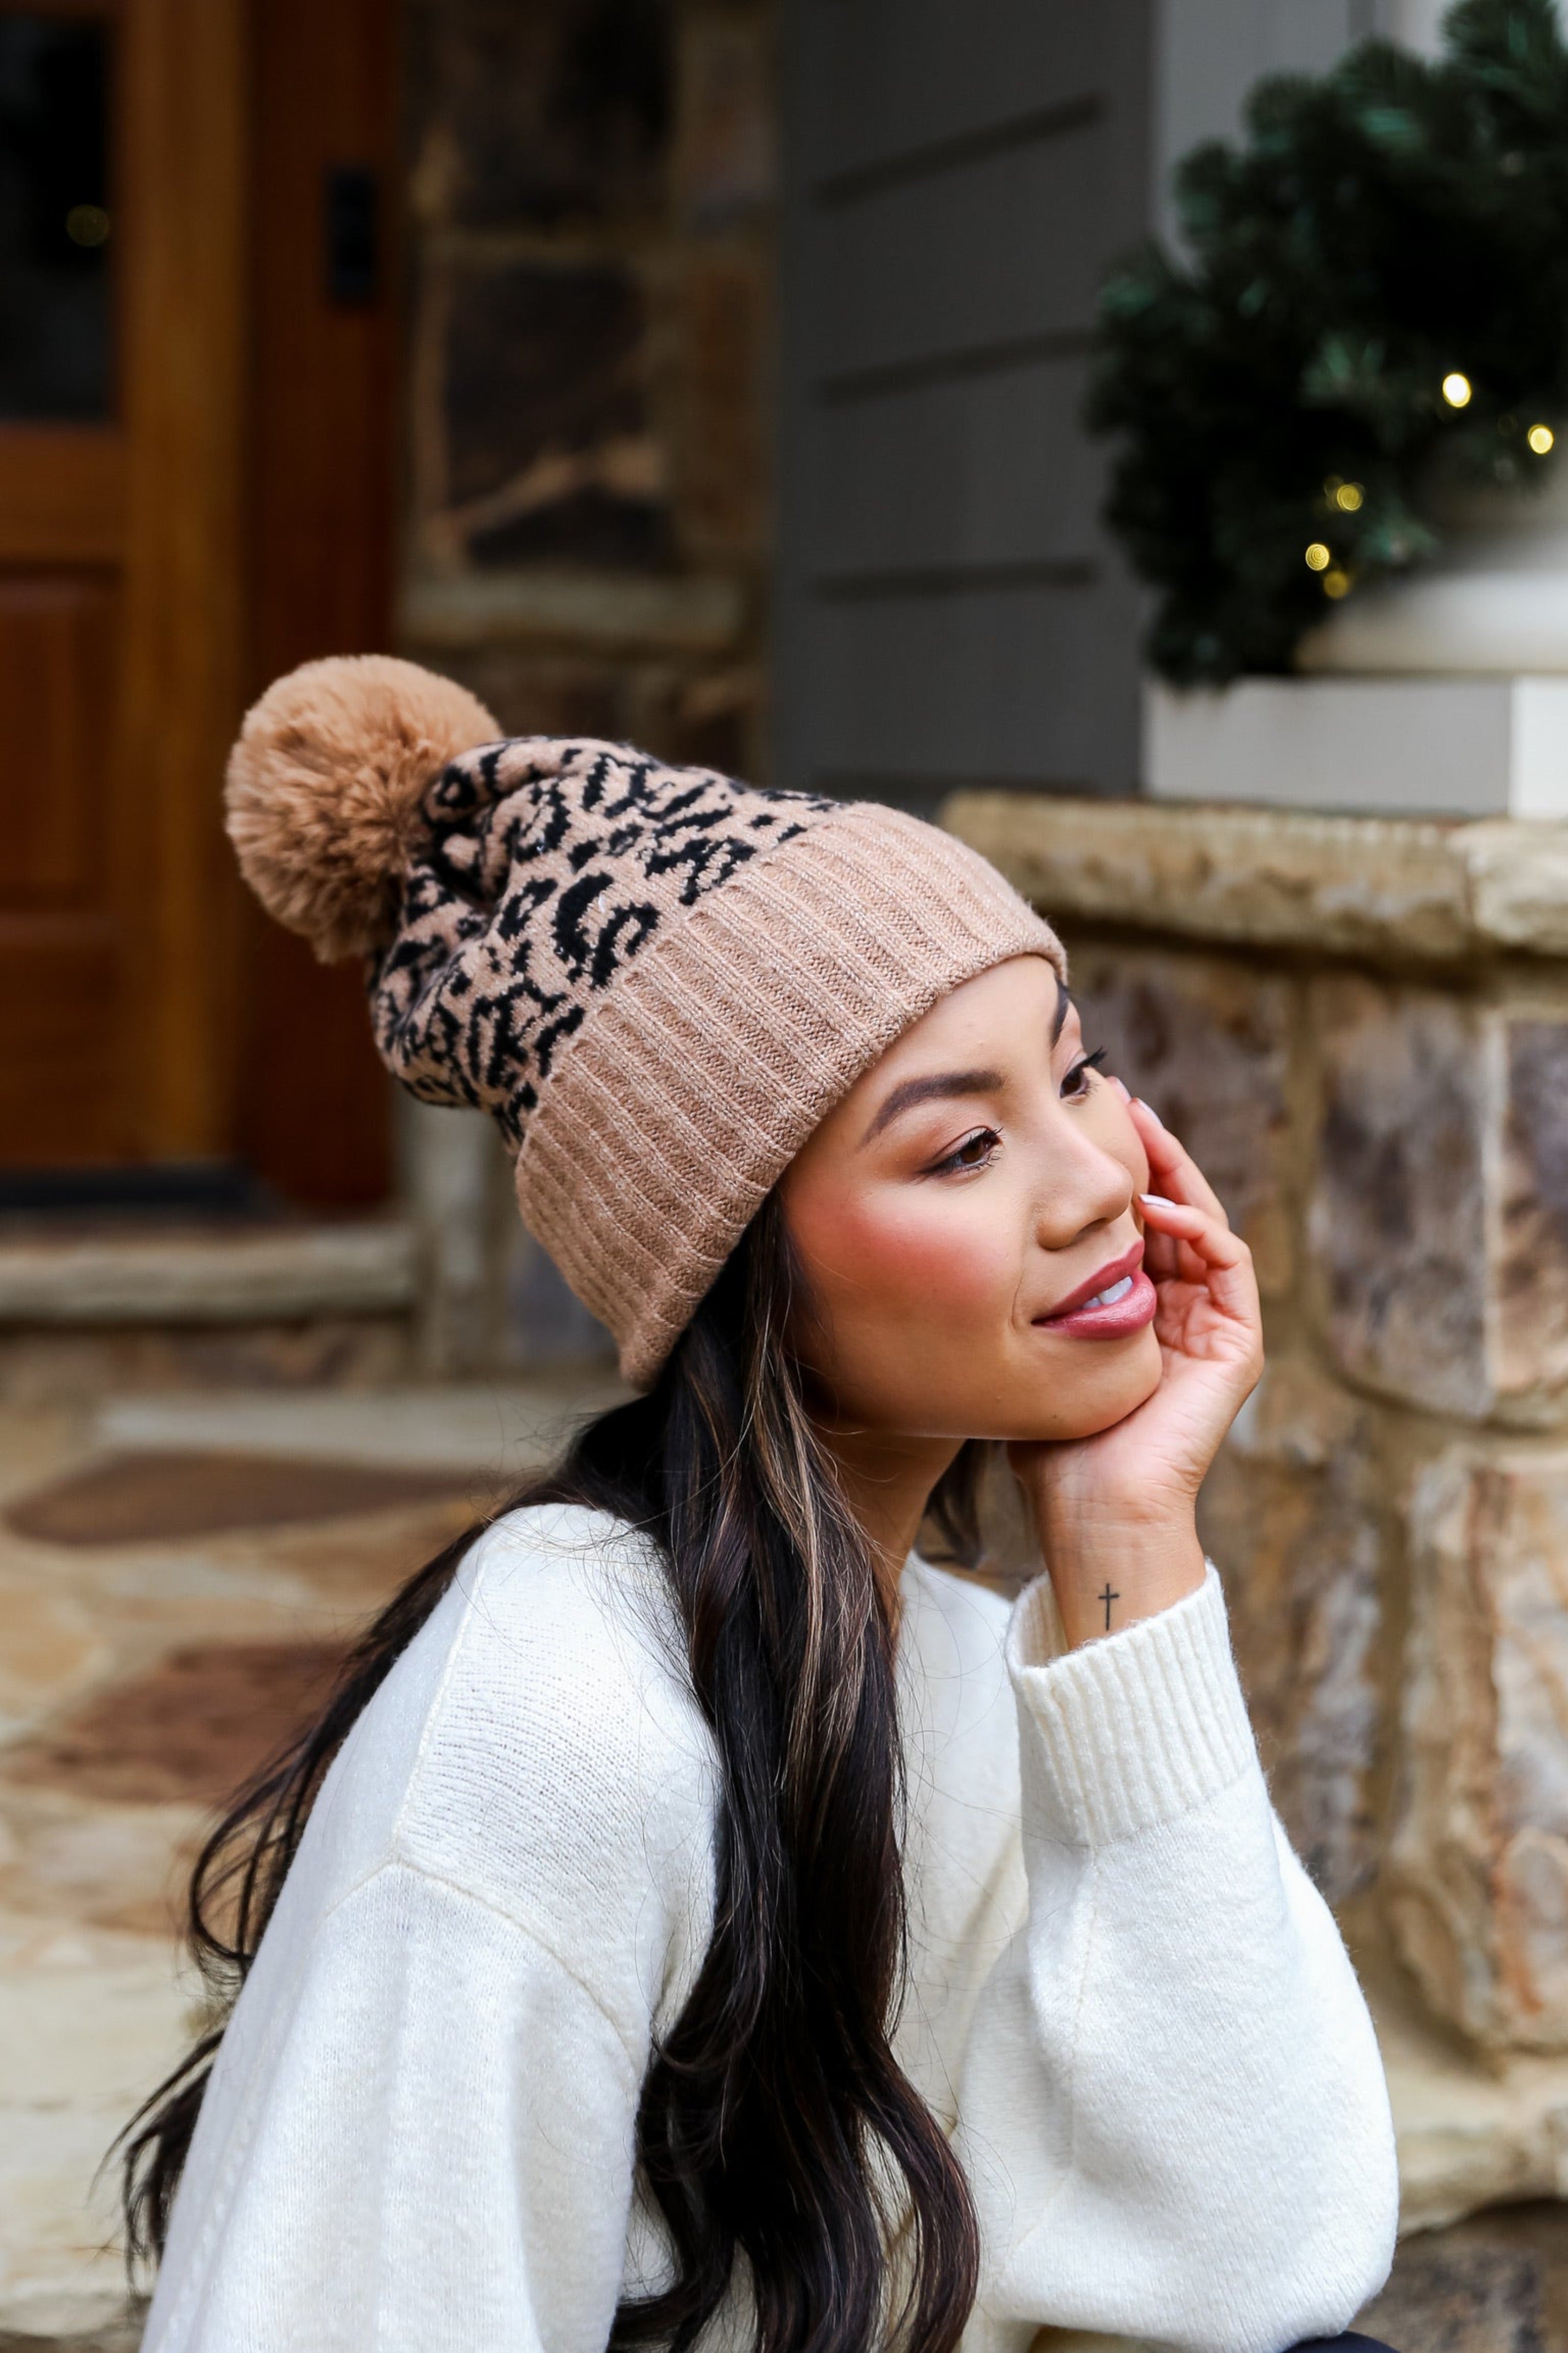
[0,4,129,1161]
[0,573,116,902]
[0,0,244,1169]
[0,926,122,1156]
[0,432,122,559]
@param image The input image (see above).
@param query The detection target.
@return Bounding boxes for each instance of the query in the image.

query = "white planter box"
[1144,675,1568,819]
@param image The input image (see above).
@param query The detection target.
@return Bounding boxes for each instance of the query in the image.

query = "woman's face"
[778,955,1161,1444]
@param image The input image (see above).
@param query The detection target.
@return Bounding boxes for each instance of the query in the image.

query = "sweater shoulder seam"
[388,1524,495,1853]
[319,1853,647,2077]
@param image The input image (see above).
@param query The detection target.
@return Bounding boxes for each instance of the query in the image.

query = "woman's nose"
[1030,1119,1134,1249]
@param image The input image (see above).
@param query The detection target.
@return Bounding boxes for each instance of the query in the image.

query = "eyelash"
[1064,1046,1107,1097]
[929,1049,1108,1174]
[931,1127,1001,1175]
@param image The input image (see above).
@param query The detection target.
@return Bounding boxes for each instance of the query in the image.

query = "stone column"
[1394,1443,1568,2049]
[399,1098,507,1376]
[1310,982,1568,2049]
[399,1099,615,1378]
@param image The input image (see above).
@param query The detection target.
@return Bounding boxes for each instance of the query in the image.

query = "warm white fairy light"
[1442,371,1473,408]
[1305,541,1331,572]
[1529,423,1555,454]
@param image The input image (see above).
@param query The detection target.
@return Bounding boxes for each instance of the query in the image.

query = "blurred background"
[2,2,1568,2348]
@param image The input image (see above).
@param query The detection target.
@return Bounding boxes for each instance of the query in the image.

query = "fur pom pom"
[225,655,500,961]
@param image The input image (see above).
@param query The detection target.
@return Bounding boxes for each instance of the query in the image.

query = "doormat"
[4,1639,352,1806]
[5,1449,494,1546]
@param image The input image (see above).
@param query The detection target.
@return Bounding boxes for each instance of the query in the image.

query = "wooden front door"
[0,0,243,1168]
[0,0,395,1201]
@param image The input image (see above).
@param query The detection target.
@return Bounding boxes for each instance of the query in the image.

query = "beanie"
[227,655,1065,1386]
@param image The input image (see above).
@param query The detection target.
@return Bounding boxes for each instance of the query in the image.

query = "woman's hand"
[1010,1094,1263,1647]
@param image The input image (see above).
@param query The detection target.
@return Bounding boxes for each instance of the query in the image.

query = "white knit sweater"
[142,1504,1397,2353]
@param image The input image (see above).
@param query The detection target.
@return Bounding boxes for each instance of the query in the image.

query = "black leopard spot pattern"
[369,736,835,1141]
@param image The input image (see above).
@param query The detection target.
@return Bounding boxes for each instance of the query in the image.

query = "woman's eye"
[932,1127,1000,1175]
[1062,1046,1108,1099]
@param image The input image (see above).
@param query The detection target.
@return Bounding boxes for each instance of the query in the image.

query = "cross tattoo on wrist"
[1099,1582,1120,1632]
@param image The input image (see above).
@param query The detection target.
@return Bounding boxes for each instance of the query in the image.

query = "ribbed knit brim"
[516,802,1061,1385]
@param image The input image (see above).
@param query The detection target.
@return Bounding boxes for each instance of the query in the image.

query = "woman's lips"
[1034,1246,1158,1340]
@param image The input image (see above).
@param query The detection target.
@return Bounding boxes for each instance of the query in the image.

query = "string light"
[1442,371,1473,407]
[1529,423,1555,454]
[1323,568,1352,598]
[1334,481,1364,511]
[1305,542,1331,571]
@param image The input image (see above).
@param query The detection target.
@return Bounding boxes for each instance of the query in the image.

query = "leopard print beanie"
[227,654,1065,1385]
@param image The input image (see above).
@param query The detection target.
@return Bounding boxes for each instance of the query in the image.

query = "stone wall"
[398,0,774,1372]
[948,791,1568,2061]
[402,0,774,779]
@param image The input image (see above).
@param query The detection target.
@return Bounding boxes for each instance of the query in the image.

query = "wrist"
[1039,1516,1207,1649]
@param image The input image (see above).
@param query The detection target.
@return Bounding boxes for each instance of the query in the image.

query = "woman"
[125,658,1401,2353]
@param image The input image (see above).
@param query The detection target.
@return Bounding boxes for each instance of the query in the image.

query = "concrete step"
[92,1373,626,1471]
[0,1223,423,1401]
[0,1222,418,1324]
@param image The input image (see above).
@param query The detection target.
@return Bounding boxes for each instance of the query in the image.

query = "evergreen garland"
[1087,0,1568,684]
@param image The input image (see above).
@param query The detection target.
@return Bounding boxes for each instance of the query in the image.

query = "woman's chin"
[1005,1325,1164,1442]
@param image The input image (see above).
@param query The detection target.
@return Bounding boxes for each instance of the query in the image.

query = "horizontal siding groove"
[817,329,1092,406]
[813,93,1105,210]
[812,558,1096,602]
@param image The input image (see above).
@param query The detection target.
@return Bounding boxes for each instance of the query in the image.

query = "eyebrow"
[861,1068,1004,1145]
[859,979,1074,1147]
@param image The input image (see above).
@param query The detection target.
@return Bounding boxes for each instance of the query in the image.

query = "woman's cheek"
[823,1191,1014,1323]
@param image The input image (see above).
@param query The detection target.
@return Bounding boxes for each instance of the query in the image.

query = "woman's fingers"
[1125,1095,1227,1226]
[1138,1193,1246,1265]
[1139,1193,1260,1334]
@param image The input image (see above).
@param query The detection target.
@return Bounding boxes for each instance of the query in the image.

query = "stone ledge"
[0,1224,420,1326]
[1375,1975,1568,2235]
[943,789,1568,964]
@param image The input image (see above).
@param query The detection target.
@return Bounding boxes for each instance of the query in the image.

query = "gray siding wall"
[773,0,1475,810]
[774,1,1154,805]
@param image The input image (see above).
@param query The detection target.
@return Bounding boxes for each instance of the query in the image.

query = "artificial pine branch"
[1087,0,1568,683]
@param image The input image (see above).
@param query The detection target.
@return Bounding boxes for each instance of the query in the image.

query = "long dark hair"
[120,1196,982,2353]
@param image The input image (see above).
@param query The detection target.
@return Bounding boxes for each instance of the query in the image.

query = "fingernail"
[1112,1075,1131,1102]
[1140,1192,1178,1208]
[1134,1096,1165,1128]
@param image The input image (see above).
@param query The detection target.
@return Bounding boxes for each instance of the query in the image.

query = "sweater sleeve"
[147,1863,643,2353]
[954,1569,1399,2353]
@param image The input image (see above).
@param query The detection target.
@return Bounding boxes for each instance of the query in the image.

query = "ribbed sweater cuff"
[1007,1566,1259,1846]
